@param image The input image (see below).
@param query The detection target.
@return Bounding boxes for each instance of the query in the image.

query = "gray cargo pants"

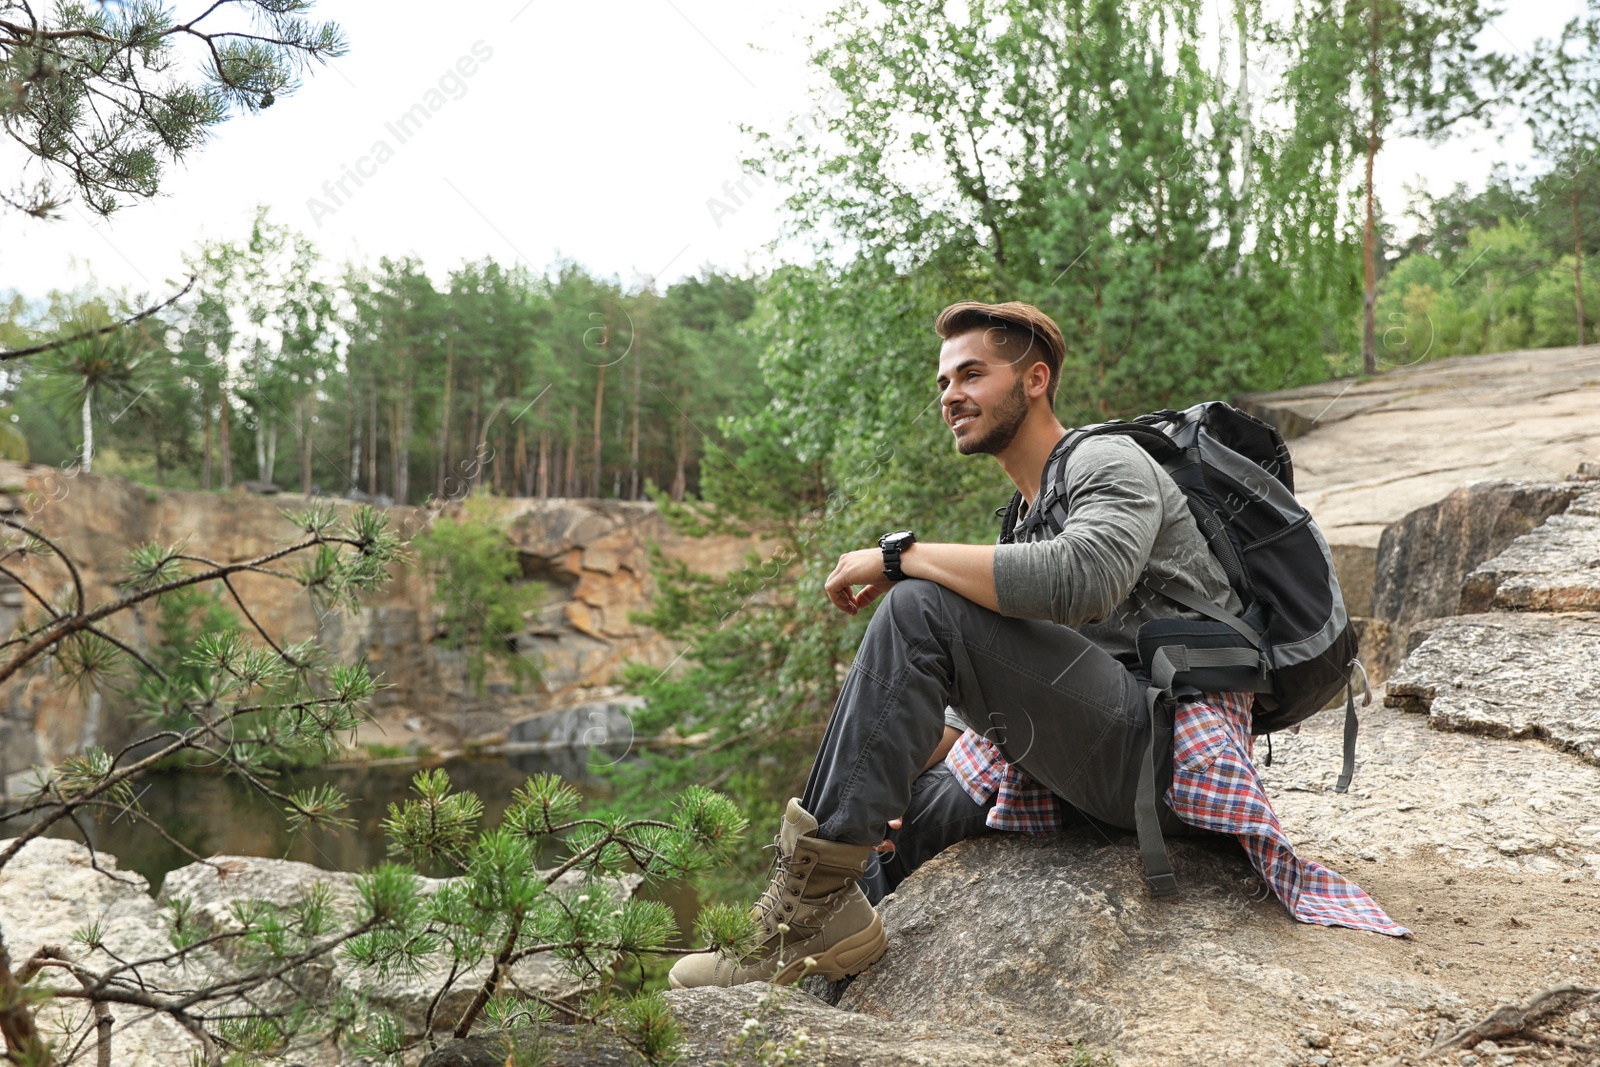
[800,578,1192,884]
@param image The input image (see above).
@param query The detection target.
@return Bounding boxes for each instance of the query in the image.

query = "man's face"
[935,330,1032,457]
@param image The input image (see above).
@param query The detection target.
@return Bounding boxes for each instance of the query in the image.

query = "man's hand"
[824,548,894,616]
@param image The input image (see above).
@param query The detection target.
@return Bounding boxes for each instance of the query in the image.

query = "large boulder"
[0,838,219,1067]
[1383,612,1600,766]
[1366,480,1583,674]
[499,696,642,752]
[159,854,643,1039]
[1459,497,1600,613]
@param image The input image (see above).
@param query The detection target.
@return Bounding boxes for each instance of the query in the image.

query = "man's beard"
[955,374,1029,456]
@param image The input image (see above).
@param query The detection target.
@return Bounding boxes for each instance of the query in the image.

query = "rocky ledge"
[6,474,1600,1066]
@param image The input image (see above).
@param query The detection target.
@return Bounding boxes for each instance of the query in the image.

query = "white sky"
[0,0,1585,306]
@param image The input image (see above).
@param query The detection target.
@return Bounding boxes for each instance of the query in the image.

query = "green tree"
[413,494,543,700]
[0,0,345,217]
[1290,0,1509,373]
[1516,0,1600,345]
[39,301,162,473]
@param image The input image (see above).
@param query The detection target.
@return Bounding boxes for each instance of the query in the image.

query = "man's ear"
[1027,359,1052,401]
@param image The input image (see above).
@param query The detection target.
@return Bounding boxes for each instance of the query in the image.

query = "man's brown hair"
[933,301,1066,409]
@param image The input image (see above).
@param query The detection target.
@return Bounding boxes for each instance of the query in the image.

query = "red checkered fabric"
[945,691,1409,937]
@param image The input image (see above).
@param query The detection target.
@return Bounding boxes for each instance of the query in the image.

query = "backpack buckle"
[1145,871,1180,897]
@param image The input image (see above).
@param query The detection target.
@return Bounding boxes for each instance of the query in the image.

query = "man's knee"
[878,577,972,631]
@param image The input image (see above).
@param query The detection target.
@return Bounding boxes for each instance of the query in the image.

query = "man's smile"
[950,411,979,430]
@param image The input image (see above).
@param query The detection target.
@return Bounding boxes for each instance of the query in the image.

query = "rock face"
[1238,346,1600,663]
[1362,480,1586,676]
[1459,498,1600,612]
[666,984,1061,1066]
[1371,481,1583,628]
[500,696,643,751]
[0,461,772,781]
[0,839,644,1065]
[1384,612,1600,765]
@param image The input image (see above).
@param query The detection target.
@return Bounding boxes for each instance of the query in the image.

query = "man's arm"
[822,541,997,615]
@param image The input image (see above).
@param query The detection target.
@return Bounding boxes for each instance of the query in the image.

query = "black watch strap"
[879,530,915,581]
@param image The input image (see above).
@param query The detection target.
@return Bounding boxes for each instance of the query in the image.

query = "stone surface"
[418,1025,638,1066]
[500,696,642,751]
[1366,481,1583,675]
[0,838,218,1066]
[813,696,1600,1065]
[1382,612,1600,765]
[1460,511,1600,613]
[1237,348,1600,612]
[667,985,1062,1066]
[158,854,642,1038]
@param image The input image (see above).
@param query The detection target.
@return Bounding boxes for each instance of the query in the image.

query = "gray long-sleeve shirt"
[990,433,1242,667]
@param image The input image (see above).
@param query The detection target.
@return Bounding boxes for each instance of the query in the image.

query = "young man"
[668,301,1403,991]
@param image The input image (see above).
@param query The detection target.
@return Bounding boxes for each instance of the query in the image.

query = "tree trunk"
[590,363,606,498]
[437,340,453,498]
[367,377,379,496]
[202,405,213,491]
[265,422,278,486]
[301,392,316,495]
[671,421,687,503]
[256,410,268,483]
[219,388,233,489]
[513,366,527,495]
[537,425,549,499]
[629,339,642,499]
[1574,182,1587,347]
[467,366,482,493]
[1232,0,1253,277]
[564,407,577,497]
[79,390,93,473]
[1362,0,1381,376]
[348,388,361,495]
[394,359,412,505]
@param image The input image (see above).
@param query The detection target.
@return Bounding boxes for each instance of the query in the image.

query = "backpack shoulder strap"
[1026,422,1185,539]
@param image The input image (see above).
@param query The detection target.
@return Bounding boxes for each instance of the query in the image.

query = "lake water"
[4,748,704,950]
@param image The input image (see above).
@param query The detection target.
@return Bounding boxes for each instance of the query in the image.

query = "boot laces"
[754,837,801,930]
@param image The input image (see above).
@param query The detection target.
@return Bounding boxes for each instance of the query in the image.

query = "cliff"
[0,461,772,786]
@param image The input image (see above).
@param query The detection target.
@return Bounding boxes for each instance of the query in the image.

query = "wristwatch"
[878,530,916,581]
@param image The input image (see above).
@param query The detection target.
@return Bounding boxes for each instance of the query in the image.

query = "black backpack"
[998,401,1362,894]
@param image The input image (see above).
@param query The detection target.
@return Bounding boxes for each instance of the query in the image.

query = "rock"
[1332,542,1378,617]
[500,697,641,751]
[159,854,643,1037]
[1383,612,1600,765]
[1244,348,1600,563]
[1367,481,1583,674]
[1569,461,1600,482]
[1382,614,1593,764]
[1460,511,1600,613]
[418,1024,638,1065]
[831,831,1432,1066]
[665,985,1062,1066]
[0,838,221,1066]
[0,465,773,773]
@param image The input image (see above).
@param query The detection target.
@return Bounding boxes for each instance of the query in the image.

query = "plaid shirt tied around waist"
[945,690,1409,937]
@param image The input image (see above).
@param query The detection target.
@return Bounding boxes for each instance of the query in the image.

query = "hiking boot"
[667,798,887,989]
